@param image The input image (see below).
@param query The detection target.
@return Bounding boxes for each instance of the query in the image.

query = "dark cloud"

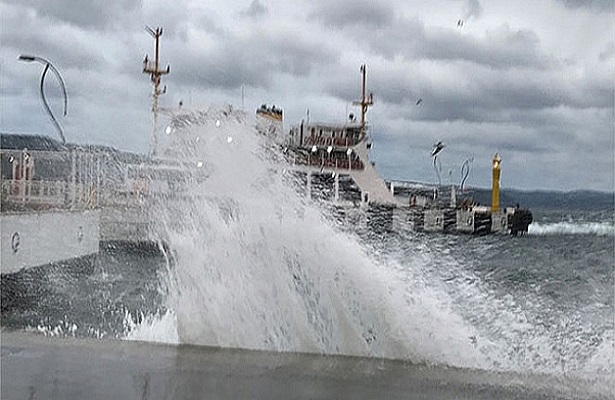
[241,0,268,18]
[141,4,223,41]
[312,8,551,71]
[322,55,611,135]
[309,0,396,29]
[363,21,551,70]
[556,0,613,11]
[169,31,339,91]
[2,5,110,71]
[1,0,611,191]
[462,0,482,20]
[598,42,614,61]
[4,0,141,29]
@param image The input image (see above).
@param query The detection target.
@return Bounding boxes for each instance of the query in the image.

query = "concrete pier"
[1,332,607,400]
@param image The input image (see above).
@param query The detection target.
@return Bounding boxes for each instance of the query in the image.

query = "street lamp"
[18,55,68,144]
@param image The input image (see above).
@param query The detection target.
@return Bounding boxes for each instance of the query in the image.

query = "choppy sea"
[2,109,613,398]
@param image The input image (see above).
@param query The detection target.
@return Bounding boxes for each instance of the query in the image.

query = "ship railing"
[2,179,65,206]
[0,179,101,211]
[292,157,364,170]
[302,135,359,148]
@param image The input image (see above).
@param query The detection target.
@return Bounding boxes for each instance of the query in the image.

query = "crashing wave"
[528,222,614,236]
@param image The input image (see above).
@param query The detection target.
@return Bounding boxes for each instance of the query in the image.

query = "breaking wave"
[529,221,615,236]
[121,106,613,394]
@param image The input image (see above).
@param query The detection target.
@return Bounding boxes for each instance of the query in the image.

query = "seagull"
[431,141,445,157]
[415,98,423,106]
[457,19,464,27]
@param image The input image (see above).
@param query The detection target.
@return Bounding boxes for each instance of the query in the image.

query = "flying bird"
[431,141,445,157]
[457,19,464,27]
[415,98,423,106]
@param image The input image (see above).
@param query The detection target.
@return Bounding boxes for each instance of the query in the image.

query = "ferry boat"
[256,65,532,236]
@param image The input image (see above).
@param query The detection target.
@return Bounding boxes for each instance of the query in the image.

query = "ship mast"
[142,26,170,156]
[353,64,373,140]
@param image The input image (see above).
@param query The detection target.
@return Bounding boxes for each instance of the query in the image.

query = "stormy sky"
[1,0,613,191]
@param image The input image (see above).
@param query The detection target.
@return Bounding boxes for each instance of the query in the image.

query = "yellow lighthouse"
[492,153,501,213]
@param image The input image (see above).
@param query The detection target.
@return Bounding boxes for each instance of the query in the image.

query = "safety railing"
[292,157,364,170]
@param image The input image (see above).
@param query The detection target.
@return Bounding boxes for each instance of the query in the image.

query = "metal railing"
[293,157,364,170]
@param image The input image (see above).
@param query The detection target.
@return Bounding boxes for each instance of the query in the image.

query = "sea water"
[1,108,613,394]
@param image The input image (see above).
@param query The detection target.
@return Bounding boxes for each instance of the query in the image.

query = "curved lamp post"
[18,55,68,144]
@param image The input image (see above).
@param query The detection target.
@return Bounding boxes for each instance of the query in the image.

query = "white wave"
[529,221,615,236]
[586,330,615,374]
[121,106,613,383]
[124,106,488,369]
[123,310,179,344]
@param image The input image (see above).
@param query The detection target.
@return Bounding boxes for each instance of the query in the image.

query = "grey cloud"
[142,4,222,40]
[3,3,133,72]
[169,32,338,91]
[557,0,612,11]
[1,0,611,191]
[4,0,141,29]
[307,4,551,71]
[363,62,609,127]
[430,27,547,69]
[599,42,614,61]
[365,21,550,70]
[309,0,396,29]
[241,0,268,18]
[462,0,482,20]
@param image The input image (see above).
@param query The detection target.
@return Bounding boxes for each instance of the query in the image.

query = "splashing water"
[126,107,488,368]
[125,107,614,390]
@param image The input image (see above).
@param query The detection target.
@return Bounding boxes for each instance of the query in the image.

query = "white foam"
[124,107,488,369]
[122,107,614,384]
[529,221,614,236]
[123,310,179,344]
[586,330,615,374]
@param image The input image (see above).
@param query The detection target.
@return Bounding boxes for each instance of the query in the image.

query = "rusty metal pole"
[143,27,170,156]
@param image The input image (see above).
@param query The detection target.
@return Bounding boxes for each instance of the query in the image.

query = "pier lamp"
[18,55,68,144]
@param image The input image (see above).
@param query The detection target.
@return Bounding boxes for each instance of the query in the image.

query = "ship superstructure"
[265,65,532,235]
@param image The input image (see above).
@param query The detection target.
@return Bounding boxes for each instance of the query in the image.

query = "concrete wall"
[1,210,99,274]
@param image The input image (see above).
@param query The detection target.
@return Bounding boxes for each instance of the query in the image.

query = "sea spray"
[122,106,613,389]
[390,232,614,383]
[127,106,488,368]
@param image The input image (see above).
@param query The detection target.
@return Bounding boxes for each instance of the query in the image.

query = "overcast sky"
[1,0,613,191]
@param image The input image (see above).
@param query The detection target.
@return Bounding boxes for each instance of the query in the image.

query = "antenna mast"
[352,64,373,140]
[143,26,170,156]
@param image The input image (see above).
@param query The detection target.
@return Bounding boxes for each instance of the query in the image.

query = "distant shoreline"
[469,187,614,211]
